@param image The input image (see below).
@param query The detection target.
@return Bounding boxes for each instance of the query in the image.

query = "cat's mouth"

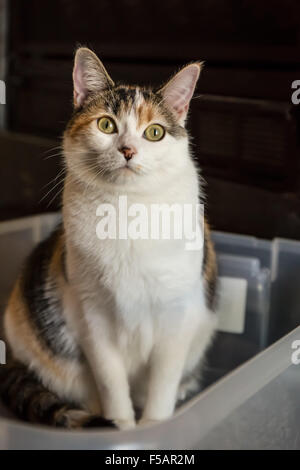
[101,163,144,183]
[118,164,140,175]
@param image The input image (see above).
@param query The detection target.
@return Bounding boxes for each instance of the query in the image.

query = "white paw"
[177,377,200,402]
[113,419,136,431]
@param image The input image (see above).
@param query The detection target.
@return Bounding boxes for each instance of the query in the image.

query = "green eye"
[144,124,165,141]
[97,116,117,134]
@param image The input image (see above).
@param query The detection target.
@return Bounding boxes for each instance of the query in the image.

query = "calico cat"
[0,48,217,430]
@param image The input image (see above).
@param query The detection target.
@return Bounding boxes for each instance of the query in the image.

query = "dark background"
[1,0,300,239]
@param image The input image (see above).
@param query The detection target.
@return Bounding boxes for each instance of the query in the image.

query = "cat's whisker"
[44,152,64,161]
[42,145,64,161]
[40,176,65,204]
[46,185,65,208]
[42,168,66,190]
[42,145,63,155]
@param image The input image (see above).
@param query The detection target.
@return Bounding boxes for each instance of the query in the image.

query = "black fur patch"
[82,415,115,428]
[0,361,115,428]
[206,274,218,312]
[20,225,81,360]
[112,86,137,115]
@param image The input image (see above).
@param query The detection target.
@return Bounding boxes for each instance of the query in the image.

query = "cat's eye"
[144,124,165,142]
[97,116,117,134]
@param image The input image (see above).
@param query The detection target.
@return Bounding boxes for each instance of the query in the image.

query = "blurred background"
[0,0,300,237]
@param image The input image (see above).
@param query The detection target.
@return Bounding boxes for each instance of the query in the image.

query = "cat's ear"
[159,63,202,124]
[73,47,114,108]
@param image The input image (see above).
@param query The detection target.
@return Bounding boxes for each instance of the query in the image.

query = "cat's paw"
[177,376,200,402]
[113,419,136,430]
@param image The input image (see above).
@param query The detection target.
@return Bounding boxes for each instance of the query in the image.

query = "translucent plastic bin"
[212,231,300,343]
[0,213,61,312]
[205,253,270,383]
[270,238,300,342]
[205,231,272,380]
[212,231,272,270]
[0,214,299,449]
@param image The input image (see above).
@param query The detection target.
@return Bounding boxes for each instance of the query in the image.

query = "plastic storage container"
[212,231,272,270]
[205,231,272,381]
[212,231,300,344]
[270,238,300,342]
[205,253,270,384]
[0,213,299,449]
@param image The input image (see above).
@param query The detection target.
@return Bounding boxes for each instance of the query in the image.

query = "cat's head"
[63,47,202,192]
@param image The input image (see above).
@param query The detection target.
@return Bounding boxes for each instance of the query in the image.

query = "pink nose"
[119,146,137,161]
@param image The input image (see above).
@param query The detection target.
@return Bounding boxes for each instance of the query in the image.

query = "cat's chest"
[66,190,202,300]
[91,234,199,292]
[74,220,201,309]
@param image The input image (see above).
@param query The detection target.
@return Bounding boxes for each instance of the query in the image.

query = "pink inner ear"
[163,65,200,118]
[73,61,87,107]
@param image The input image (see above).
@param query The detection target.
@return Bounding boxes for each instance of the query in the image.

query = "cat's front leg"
[140,334,192,426]
[80,307,135,430]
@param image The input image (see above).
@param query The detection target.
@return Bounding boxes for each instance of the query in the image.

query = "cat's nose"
[119,145,137,161]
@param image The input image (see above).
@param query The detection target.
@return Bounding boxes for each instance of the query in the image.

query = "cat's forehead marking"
[110,86,161,128]
[109,86,137,116]
[136,101,156,128]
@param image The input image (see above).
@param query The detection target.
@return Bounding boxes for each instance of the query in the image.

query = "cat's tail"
[0,360,115,429]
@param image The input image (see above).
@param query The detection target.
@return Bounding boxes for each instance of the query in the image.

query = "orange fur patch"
[67,113,96,139]
[203,219,217,285]
[48,231,67,287]
[5,280,69,381]
[136,102,155,128]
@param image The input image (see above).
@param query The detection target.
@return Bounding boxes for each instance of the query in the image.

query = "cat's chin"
[107,165,142,184]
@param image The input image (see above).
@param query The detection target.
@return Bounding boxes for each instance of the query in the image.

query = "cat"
[0,47,218,430]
